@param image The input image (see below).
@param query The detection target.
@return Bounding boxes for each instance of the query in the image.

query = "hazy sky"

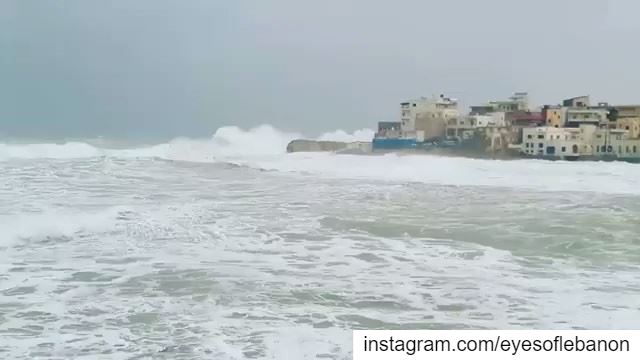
[1,0,639,139]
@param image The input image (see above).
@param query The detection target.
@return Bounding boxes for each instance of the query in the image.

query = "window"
[539,143,544,148]
[596,145,600,153]
[538,134,544,139]
[619,146,622,154]
[525,143,529,148]
[562,146,567,152]
[527,134,532,139]
[627,146,630,153]
[546,146,556,155]
[412,103,416,107]
[572,145,579,154]
[634,146,637,153]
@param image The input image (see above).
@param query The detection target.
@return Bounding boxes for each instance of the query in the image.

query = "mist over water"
[1,125,640,359]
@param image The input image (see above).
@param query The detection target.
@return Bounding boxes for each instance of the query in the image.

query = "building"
[615,105,640,119]
[445,117,475,139]
[409,95,460,140]
[488,92,530,112]
[543,105,567,128]
[616,117,640,139]
[562,95,590,107]
[591,128,640,160]
[521,126,583,158]
[521,125,640,160]
[469,105,494,115]
[507,111,545,127]
[400,99,427,132]
[565,108,608,127]
[375,121,402,139]
[400,95,459,133]
[469,112,506,127]
[374,94,459,150]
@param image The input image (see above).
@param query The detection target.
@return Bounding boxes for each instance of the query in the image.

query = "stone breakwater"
[286,139,372,154]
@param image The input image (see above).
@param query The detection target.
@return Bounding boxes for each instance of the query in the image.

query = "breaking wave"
[316,128,375,142]
[0,207,124,247]
[2,124,640,194]
[0,125,373,161]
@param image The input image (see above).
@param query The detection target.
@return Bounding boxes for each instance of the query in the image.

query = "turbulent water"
[1,125,640,359]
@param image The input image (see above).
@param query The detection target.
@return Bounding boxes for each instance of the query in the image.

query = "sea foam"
[1,125,639,195]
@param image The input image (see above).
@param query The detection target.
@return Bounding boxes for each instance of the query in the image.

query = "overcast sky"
[1,0,639,139]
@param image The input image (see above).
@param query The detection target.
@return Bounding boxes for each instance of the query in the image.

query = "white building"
[469,112,506,127]
[521,125,640,160]
[521,126,583,157]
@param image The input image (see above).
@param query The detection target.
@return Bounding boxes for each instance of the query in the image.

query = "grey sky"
[1,0,639,139]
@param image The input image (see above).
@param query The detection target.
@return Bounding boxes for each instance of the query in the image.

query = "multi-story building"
[617,117,640,138]
[565,108,608,127]
[521,126,583,158]
[403,95,460,140]
[521,125,640,160]
[375,121,402,139]
[474,92,531,113]
[562,95,590,107]
[400,95,459,133]
[542,105,567,128]
[615,105,640,119]
[468,112,506,127]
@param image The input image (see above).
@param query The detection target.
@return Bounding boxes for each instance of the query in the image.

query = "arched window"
[572,144,578,154]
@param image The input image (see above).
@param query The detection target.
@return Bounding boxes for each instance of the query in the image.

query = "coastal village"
[373,92,640,161]
[286,92,640,162]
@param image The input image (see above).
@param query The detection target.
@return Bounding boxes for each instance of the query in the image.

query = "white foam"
[0,125,301,162]
[316,128,375,142]
[2,125,640,195]
[0,125,376,162]
[236,152,640,195]
[0,142,104,160]
[0,207,123,247]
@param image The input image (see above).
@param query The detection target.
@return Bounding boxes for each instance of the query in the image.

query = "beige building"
[591,128,640,159]
[400,95,459,135]
[400,95,459,140]
[617,117,640,138]
[544,106,567,128]
[616,105,640,119]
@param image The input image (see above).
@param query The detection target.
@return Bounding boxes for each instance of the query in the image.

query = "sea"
[1,125,639,359]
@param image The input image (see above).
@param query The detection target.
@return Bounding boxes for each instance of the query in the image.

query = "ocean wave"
[3,125,640,194]
[231,152,640,195]
[0,207,124,247]
[316,128,375,143]
[0,125,374,162]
